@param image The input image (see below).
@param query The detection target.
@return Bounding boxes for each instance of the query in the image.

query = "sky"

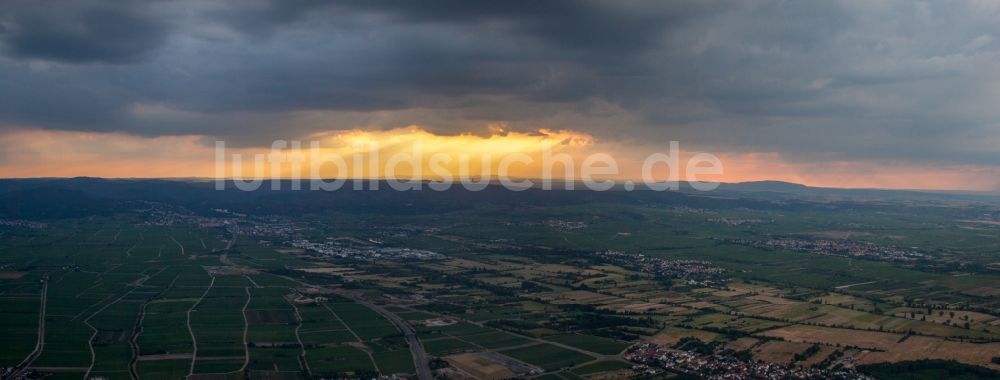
[1,0,999,190]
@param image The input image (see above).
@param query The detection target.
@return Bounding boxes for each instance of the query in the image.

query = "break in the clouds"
[1,0,1000,186]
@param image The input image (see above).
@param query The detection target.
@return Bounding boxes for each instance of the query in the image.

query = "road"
[289,304,313,378]
[236,286,252,373]
[320,304,381,374]
[82,267,165,380]
[170,235,188,258]
[7,278,47,379]
[834,280,878,289]
[346,295,433,380]
[128,293,155,380]
[407,305,602,357]
[273,273,434,379]
[186,276,217,377]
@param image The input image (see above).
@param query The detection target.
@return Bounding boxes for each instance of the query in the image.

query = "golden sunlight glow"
[238,126,597,179]
[0,126,997,191]
[315,126,592,154]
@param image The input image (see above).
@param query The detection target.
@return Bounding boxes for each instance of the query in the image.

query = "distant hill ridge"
[0,178,998,220]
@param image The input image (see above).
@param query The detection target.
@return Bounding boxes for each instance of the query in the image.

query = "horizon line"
[0,176,995,194]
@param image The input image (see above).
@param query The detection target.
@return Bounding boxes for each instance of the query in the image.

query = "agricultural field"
[1,180,1000,379]
[0,223,418,379]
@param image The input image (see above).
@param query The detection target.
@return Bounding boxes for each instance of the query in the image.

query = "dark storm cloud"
[329,0,709,53]
[0,0,999,166]
[0,0,168,64]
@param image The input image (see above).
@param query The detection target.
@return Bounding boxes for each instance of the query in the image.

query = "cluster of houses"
[543,219,588,230]
[624,343,873,380]
[708,217,771,226]
[728,238,926,261]
[289,239,440,261]
[592,250,728,285]
[0,219,45,229]
[135,202,235,228]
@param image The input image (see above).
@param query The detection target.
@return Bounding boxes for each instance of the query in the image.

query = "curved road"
[272,272,434,379]
[7,278,47,379]
[347,296,432,380]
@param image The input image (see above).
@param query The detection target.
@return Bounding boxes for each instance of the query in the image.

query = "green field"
[544,334,630,355]
[3,180,1000,379]
[500,343,594,371]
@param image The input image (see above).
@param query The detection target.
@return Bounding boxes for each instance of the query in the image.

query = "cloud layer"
[1,0,999,187]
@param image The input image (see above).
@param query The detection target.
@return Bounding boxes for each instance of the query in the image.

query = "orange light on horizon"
[0,126,996,191]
